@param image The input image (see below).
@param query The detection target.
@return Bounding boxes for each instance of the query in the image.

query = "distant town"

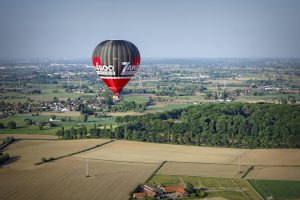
[0,58,298,119]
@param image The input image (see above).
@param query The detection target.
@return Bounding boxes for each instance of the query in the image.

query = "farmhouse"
[133,184,188,199]
[160,185,188,197]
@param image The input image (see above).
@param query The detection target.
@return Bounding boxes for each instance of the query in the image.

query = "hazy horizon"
[1,0,300,58]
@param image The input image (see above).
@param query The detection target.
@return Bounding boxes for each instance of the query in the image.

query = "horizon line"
[1,56,300,60]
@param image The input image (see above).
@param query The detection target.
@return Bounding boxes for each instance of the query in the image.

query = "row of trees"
[56,124,115,140]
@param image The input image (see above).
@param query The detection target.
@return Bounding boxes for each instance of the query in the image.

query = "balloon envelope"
[92,40,140,95]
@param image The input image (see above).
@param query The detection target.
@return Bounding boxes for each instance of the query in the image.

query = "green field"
[236,94,300,102]
[249,180,300,200]
[148,175,262,200]
[0,113,116,135]
[146,103,191,112]
[0,83,95,103]
[122,95,149,104]
[31,89,91,101]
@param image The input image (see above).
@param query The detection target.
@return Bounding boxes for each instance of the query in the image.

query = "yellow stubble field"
[0,137,158,200]
[76,140,300,181]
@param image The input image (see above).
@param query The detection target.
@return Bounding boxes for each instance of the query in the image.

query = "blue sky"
[0,0,299,58]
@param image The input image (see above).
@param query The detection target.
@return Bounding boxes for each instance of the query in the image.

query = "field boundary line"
[72,156,160,165]
[166,160,247,166]
[163,160,300,167]
[144,161,167,183]
[127,161,166,200]
[18,138,59,141]
[242,165,254,179]
[34,140,115,165]
[0,139,15,150]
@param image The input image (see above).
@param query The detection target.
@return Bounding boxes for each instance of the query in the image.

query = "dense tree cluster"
[114,103,299,148]
[59,103,299,148]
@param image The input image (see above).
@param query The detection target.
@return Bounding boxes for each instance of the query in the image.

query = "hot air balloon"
[92,40,140,99]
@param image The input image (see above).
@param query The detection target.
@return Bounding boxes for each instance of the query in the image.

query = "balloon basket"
[113,95,122,102]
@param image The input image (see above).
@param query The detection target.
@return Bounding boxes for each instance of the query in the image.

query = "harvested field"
[0,134,58,140]
[246,166,300,181]
[1,139,299,200]
[157,162,250,178]
[3,139,110,170]
[240,149,300,166]
[75,140,300,181]
[0,139,158,200]
[0,157,158,200]
[75,140,247,164]
[76,140,300,166]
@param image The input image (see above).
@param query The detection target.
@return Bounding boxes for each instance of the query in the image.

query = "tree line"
[56,124,116,140]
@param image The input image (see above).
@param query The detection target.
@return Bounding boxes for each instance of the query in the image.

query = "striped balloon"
[92,40,140,95]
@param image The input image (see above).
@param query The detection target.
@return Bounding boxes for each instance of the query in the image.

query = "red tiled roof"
[145,190,156,197]
[133,192,146,198]
[176,187,188,195]
[161,186,184,193]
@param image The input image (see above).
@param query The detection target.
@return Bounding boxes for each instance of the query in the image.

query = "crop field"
[39,111,81,117]
[75,140,300,166]
[107,111,145,116]
[240,149,300,166]
[158,162,300,181]
[74,140,248,164]
[0,113,117,135]
[246,166,300,181]
[122,94,149,104]
[0,137,158,200]
[2,138,110,170]
[146,103,192,112]
[235,94,300,103]
[249,180,300,200]
[157,162,250,178]
[0,137,299,199]
[149,175,263,200]
[29,89,92,101]
[75,140,300,182]
[0,157,158,200]
[0,84,94,103]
